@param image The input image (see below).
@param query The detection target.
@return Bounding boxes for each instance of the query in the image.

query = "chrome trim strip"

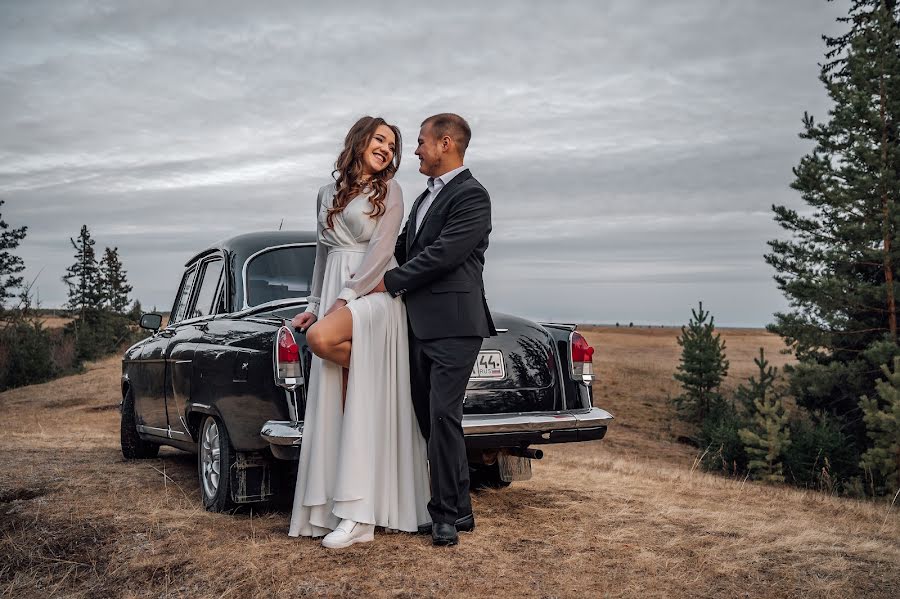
[136,425,169,437]
[284,389,299,421]
[234,297,310,318]
[137,424,194,441]
[123,357,208,366]
[170,429,192,441]
[259,408,613,446]
[552,334,568,411]
[241,242,317,310]
[539,321,577,331]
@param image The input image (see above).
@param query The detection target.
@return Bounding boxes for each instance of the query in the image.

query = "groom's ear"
[441,135,461,156]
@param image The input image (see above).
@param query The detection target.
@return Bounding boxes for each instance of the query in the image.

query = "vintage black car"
[120,231,613,512]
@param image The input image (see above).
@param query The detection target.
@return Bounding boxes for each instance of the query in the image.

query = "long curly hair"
[326,116,402,231]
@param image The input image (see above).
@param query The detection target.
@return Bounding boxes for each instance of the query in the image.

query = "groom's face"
[415,124,443,177]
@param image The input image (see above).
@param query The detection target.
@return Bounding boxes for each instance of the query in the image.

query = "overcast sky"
[1,0,848,326]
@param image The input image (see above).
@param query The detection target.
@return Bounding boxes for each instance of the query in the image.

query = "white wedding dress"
[288,179,431,537]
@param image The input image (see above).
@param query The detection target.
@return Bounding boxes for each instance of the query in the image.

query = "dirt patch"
[84,403,119,412]
[0,486,48,503]
[44,397,93,409]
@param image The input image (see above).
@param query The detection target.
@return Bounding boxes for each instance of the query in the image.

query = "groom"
[372,113,495,546]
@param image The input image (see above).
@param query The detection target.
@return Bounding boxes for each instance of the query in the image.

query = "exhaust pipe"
[505,447,543,460]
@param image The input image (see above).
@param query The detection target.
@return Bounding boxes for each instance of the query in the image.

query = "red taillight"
[571,333,594,363]
[277,327,299,363]
[570,331,594,381]
[275,326,302,384]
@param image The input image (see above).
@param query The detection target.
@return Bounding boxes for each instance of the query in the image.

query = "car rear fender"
[540,322,593,410]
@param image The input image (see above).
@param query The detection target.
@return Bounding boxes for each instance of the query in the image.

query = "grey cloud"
[0,0,850,325]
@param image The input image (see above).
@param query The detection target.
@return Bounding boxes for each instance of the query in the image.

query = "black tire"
[198,415,237,512]
[120,387,160,459]
[469,462,511,489]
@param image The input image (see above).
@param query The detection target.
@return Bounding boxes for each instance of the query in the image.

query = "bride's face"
[360,125,396,177]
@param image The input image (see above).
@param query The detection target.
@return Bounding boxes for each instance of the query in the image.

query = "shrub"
[0,319,55,391]
[859,356,900,495]
[697,402,748,476]
[67,309,142,363]
[783,411,859,494]
[737,349,791,483]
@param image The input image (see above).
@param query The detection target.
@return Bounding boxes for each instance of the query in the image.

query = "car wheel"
[469,463,511,489]
[120,387,160,459]
[198,415,237,512]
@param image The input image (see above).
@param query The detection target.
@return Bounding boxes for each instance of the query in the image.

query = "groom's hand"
[368,278,387,294]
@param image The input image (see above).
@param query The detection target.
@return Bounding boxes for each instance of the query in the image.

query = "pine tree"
[62,225,103,319]
[127,299,143,322]
[735,347,779,415]
[674,302,730,423]
[99,247,132,313]
[0,200,28,312]
[860,356,900,492]
[738,349,792,483]
[765,1,900,440]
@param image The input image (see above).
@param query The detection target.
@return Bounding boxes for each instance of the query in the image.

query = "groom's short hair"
[422,113,471,155]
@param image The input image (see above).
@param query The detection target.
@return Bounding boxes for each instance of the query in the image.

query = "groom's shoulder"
[459,171,490,199]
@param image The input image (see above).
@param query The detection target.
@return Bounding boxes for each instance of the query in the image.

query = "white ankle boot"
[321,519,375,549]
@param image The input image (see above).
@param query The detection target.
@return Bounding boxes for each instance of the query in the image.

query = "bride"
[288,116,431,548]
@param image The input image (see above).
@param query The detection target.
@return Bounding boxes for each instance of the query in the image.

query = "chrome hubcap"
[201,419,221,499]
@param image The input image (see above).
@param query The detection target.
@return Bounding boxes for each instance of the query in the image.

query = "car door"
[133,264,199,434]
[164,256,225,440]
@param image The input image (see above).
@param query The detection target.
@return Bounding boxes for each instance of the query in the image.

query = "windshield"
[244,245,316,307]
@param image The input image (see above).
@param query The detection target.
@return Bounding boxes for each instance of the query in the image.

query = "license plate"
[470,350,505,380]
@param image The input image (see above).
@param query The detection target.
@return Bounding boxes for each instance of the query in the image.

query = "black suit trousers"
[408,334,482,524]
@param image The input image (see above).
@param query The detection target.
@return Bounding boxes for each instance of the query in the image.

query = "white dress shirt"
[414,165,468,234]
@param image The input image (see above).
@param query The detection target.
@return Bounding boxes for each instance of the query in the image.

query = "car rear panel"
[463,313,561,414]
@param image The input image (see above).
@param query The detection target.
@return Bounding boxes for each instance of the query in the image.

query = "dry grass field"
[1,327,898,598]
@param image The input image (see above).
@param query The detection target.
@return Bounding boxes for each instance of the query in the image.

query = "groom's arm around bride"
[374,113,496,546]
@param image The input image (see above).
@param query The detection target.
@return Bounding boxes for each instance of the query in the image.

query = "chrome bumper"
[261,420,304,447]
[261,407,613,456]
[461,407,612,436]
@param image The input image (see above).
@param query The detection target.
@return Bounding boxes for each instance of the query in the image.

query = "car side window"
[191,259,224,319]
[171,265,198,324]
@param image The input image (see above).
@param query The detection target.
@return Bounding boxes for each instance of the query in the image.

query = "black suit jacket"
[384,170,496,340]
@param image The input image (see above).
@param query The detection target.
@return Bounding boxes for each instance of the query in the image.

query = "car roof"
[184,230,317,267]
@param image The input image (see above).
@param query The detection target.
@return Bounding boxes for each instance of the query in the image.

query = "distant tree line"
[0,206,143,391]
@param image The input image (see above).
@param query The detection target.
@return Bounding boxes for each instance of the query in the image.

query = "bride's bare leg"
[306,306,353,369]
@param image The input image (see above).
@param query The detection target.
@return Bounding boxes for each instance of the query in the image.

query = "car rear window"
[245,245,317,307]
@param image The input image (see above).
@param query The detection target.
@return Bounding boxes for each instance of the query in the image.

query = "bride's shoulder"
[316,181,336,206]
[387,178,403,195]
[317,181,336,195]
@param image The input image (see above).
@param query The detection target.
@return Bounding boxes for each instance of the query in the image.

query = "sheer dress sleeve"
[303,186,329,316]
[336,180,404,303]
